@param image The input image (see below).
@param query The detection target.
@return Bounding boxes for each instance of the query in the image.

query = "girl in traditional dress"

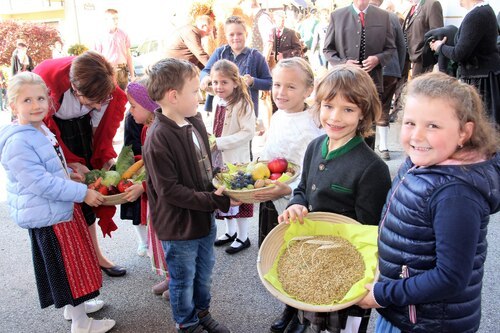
[210,59,256,254]
[0,72,115,333]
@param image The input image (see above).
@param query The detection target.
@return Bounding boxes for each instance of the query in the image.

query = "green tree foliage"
[0,20,61,67]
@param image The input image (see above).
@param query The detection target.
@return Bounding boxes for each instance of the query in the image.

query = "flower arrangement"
[67,43,88,56]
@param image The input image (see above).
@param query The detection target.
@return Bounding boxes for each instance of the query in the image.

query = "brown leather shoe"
[152,279,169,295]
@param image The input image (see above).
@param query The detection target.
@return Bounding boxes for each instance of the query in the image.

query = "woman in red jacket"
[34,51,128,278]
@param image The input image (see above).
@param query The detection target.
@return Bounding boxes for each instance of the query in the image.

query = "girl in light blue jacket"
[0,72,115,333]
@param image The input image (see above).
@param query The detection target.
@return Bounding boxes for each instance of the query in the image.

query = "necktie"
[359,12,365,28]
[409,5,417,17]
[275,29,281,61]
[359,12,366,62]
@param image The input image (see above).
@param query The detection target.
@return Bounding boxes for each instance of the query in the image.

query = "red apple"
[269,172,282,180]
[267,158,288,174]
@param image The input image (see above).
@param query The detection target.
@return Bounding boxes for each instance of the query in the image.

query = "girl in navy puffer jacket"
[0,72,116,333]
[357,72,500,333]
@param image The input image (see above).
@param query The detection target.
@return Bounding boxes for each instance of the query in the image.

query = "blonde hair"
[312,65,381,137]
[8,72,50,110]
[404,72,499,158]
[272,57,315,89]
[211,59,253,116]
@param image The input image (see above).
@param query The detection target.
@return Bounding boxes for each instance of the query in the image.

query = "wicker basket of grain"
[102,193,128,206]
[257,212,379,312]
[211,161,300,204]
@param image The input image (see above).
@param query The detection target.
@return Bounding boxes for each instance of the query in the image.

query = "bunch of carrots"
[85,145,146,196]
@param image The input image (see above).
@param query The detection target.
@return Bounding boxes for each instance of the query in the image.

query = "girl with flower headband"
[122,79,170,300]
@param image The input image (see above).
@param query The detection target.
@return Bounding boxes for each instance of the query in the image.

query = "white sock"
[230,218,250,247]
[71,303,115,333]
[70,303,87,329]
[134,225,148,247]
[218,219,237,240]
[377,126,389,151]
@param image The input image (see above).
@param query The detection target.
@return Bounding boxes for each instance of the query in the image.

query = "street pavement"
[0,109,498,333]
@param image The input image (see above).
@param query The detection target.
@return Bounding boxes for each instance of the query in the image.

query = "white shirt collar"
[352,4,369,14]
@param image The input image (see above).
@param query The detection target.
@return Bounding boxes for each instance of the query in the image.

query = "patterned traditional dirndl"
[145,198,168,276]
[213,103,226,138]
[213,103,254,219]
[53,114,96,226]
[52,114,93,167]
[462,72,500,126]
[215,203,254,219]
[29,204,101,309]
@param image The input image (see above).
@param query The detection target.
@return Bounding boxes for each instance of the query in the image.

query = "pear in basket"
[251,162,271,181]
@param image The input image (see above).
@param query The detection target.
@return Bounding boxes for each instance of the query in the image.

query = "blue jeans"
[162,216,217,329]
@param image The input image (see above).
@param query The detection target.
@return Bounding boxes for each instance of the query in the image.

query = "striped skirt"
[29,204,101,309]
[144,198,168,276]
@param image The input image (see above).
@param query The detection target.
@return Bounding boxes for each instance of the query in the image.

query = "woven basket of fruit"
[84,146,147,206]
[101,193,127,206]
[257,212,379,312]
[212,158,300,204]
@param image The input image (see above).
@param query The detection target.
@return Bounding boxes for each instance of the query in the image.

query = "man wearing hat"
[11,39,34,76]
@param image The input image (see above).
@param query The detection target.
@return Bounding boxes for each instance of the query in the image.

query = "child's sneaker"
[152,279,169,295]
[177,324,208,333]
[198,310,230,333]
[162,289,170,301]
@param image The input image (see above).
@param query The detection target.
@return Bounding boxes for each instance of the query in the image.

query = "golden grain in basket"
[257,212,379,312]
[278,235,365,304]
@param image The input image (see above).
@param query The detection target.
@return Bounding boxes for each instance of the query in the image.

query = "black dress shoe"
[225,238,250,254]
[214,233,237,246]
[285,315,308,333]
[100,265,127,277]
[270,305,297,333]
